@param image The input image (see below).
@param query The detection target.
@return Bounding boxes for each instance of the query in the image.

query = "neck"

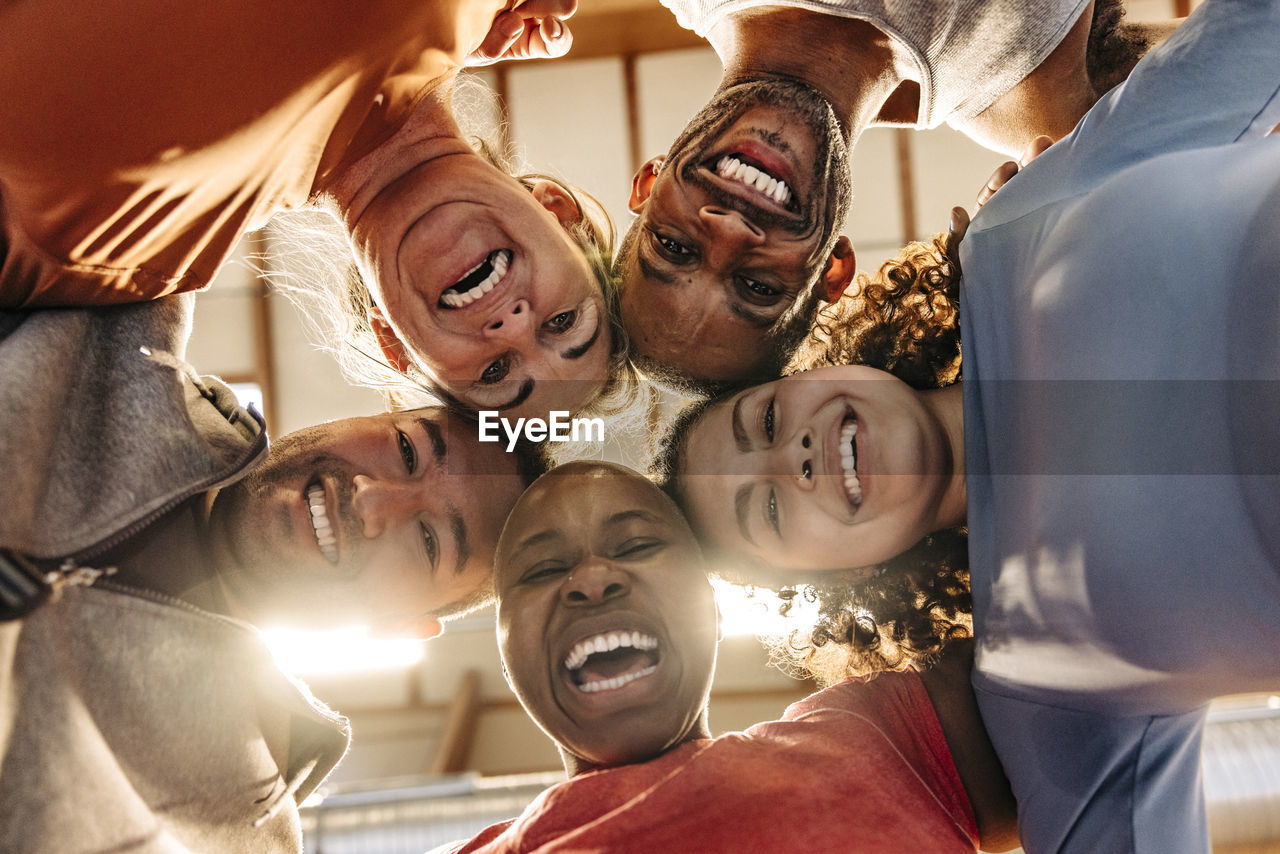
[559,710,712,778]
[326,84,464,229]
[922,383,967,530]
[707,9,909,138]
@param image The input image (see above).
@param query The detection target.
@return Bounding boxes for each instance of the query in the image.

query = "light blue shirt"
[959,0,1280,850]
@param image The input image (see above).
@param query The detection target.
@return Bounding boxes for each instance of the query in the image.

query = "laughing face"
[204,407,528,636]
[675,366,964,574]
[495,462,719,774]
[354,143,612,419]
[618,79,855,387]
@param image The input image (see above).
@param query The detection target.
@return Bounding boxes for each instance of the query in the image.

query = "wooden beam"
[430,669,483,775]
[247,231,278,430]
[622,53,642,173]
[894,128,918,241]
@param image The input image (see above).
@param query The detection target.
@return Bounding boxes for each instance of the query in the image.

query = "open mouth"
[839,412,862,508]
[714,154,793,209]
[440,249,511,309]
[305,480,338,565]
[564,630,660,694]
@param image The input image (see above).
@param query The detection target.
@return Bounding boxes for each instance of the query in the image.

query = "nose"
[699,205,766,254]
[769,429,816,490]
[485,299,535,343]
[352,474,413,538]
[560,559,630,606]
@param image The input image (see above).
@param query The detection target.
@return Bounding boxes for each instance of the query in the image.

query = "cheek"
[412,334,485,381]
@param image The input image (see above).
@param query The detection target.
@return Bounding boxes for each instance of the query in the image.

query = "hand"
[973,135,1054,212]
[467,0,577,66]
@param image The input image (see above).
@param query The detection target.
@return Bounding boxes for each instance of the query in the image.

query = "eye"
[741,277,780,298]
[419,523,438,568]
[655,233,693,259]
[762,398,776,442]
[397,430,417,474]
[521,563,568,584]
[480,356,510,385]
[766,488,780,535]
[545,311,577,334]
[615,538,663,560]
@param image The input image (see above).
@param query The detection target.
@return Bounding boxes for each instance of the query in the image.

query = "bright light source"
[711,578,821,638]
[261,625,426,675]
[228,381,264,415]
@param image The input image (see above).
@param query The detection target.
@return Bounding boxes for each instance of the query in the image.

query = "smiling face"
[204,407,528,635]
[676,366,963,574]
[354,144,612,419]
[495,462,719,774]
[618,79,854,386]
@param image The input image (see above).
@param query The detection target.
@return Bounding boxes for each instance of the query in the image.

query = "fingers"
[470,10,527,64]
[1019,134,1053,167]
[973,135,1056,213]
[975,160,1019,211]
[466,9,574,66]
[948,206,970,244]
[466,0,576,66]
[509,0,577,21]
[515,15,574,60]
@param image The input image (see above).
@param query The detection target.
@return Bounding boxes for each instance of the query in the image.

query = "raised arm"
[917,639,1020,853]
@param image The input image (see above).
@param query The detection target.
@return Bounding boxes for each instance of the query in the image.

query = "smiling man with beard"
[617,0,1165,392]
[0,294,538,853]
[445,462,1019,853]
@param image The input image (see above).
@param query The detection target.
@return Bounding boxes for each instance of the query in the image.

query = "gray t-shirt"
[659,0,1089,127]
[960,0,1280,850]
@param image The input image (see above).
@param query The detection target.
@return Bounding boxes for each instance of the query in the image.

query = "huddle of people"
[1,0,1276,853]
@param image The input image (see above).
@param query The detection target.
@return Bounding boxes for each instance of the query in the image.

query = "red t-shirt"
[454,669,978,853]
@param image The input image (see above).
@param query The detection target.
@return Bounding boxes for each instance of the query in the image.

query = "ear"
[530,180,582,229]
[628,156,665,212]
[816,236,856,303]
[369,305,412,375]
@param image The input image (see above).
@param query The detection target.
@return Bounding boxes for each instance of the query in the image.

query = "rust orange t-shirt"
[454,669,978,853]
[0,0,501,308]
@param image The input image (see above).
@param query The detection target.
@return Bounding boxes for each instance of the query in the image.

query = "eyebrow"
[604,508,666,528]
[496,379,536,412]
[510,528,563,555]
[730,395,751,452]
[449,504,470,578]
[734,482,756,547]
[417,416,446,464]
[562,315,602,361]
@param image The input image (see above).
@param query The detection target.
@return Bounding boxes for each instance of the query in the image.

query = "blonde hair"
[264,104,636,414]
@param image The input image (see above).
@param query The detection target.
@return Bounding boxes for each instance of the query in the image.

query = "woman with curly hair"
[653,230,968,681]
[0,0,629,418]
[660,1,1280,850]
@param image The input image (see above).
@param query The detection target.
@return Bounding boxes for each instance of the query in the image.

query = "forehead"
[497,470,683,564]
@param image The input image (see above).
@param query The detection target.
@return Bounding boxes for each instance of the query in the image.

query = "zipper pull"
[49,560,118,600]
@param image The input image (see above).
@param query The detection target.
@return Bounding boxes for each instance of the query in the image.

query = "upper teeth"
[563,630,658,671]
[716,156,792,205]
[840,418,862,506]
[306,483,338,565]
[441,250,511,309]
